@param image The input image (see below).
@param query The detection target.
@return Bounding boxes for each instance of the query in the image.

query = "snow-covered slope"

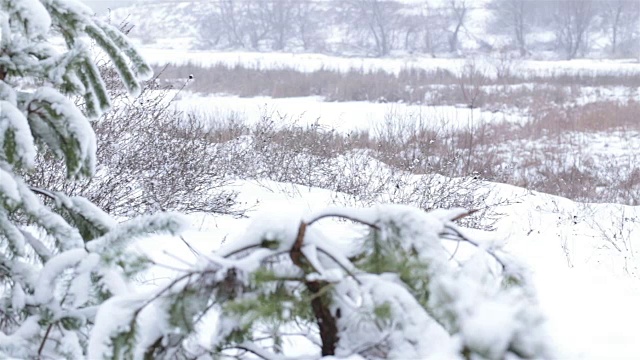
[134,177,640,359]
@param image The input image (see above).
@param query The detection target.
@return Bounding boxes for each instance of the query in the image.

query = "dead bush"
[27,67,242,217]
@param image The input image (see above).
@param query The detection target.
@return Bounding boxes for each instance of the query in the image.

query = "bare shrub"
[27,67,242,217]
[190,108,496,228]
[489,50,522,84]
[81,60,640,213]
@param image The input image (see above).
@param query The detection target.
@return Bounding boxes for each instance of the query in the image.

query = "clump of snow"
[34,248,88,304]
[11,0,51,36]
[88,293,148,359]
[86,212,189,254]
[28,87,97,175]
[218,208,305,256]
[0,100,36,169]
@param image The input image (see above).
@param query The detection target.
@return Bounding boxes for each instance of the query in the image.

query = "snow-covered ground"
[133,178,640,359]
[124,43,640,358]
[174,94,525,134]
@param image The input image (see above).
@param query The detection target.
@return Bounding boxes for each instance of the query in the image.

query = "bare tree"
[446,0,468,53]
[401,1,449,55]
[343,0,403,56]
[550,0,596,59]
[261,0,296,50]
[242,1,272,49]
[488,0,537,56]
[291,0,325,51]
[599,0,640,56]
[199,0,246,49]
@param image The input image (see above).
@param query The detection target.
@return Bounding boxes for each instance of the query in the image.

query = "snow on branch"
[94,204,554,359]
[86,212,189,255]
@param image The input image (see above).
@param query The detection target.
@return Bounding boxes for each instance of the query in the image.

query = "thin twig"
[161,250,195,269]
[219,244,262,258]
[29,186,57,201]
[442,223,507,270]
[179,235,201,257]
[38,323,53,356]
[315,247,362,285]
[149,259,191,273]
[234,342,281,360]
[448,237,461,261]
[306,213,380,229]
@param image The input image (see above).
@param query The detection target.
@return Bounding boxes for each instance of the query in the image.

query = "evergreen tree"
[0,0,186,357]
[96,205,555,359]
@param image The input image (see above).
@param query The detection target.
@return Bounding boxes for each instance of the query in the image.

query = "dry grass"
[156,62,640,109]
[152,62,640,205]
[190,96,640,206]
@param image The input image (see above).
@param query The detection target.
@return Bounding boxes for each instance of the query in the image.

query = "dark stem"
[290,221,338,356]
[306,280,339,356]
[38,323,53,356]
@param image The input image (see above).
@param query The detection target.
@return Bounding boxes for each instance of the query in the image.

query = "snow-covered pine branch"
[96,204,554,359]
[0,0,187,358]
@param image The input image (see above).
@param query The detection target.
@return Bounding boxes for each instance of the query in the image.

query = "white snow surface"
[131,178,640,359]
[11,0,51,36]
[88,293,150,359]
[176,94,522,135]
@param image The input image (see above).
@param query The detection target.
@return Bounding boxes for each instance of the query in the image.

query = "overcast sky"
[82,0,136,14]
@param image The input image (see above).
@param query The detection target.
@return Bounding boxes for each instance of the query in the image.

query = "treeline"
[197,0,640,59]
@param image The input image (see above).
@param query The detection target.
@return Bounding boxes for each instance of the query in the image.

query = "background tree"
[403,1,450,55]
[446,0,469,53]
[198,0,246,49]
[0,0,185,357]
[489,0,537,56]
[341,0,403,57]
[599,0,640,57]
[262,0,296,51]
[550,0,596,59]
[291,0,326,51]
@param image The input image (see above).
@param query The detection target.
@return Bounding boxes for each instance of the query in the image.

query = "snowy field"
[133,178,640,359]
[175,94,525,134]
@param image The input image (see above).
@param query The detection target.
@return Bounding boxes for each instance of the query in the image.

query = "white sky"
[82,0,136,14]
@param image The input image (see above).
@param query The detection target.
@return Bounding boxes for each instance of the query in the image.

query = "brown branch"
[289,221,338,356]
[38,323,53,356]
[449,208,480,222]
